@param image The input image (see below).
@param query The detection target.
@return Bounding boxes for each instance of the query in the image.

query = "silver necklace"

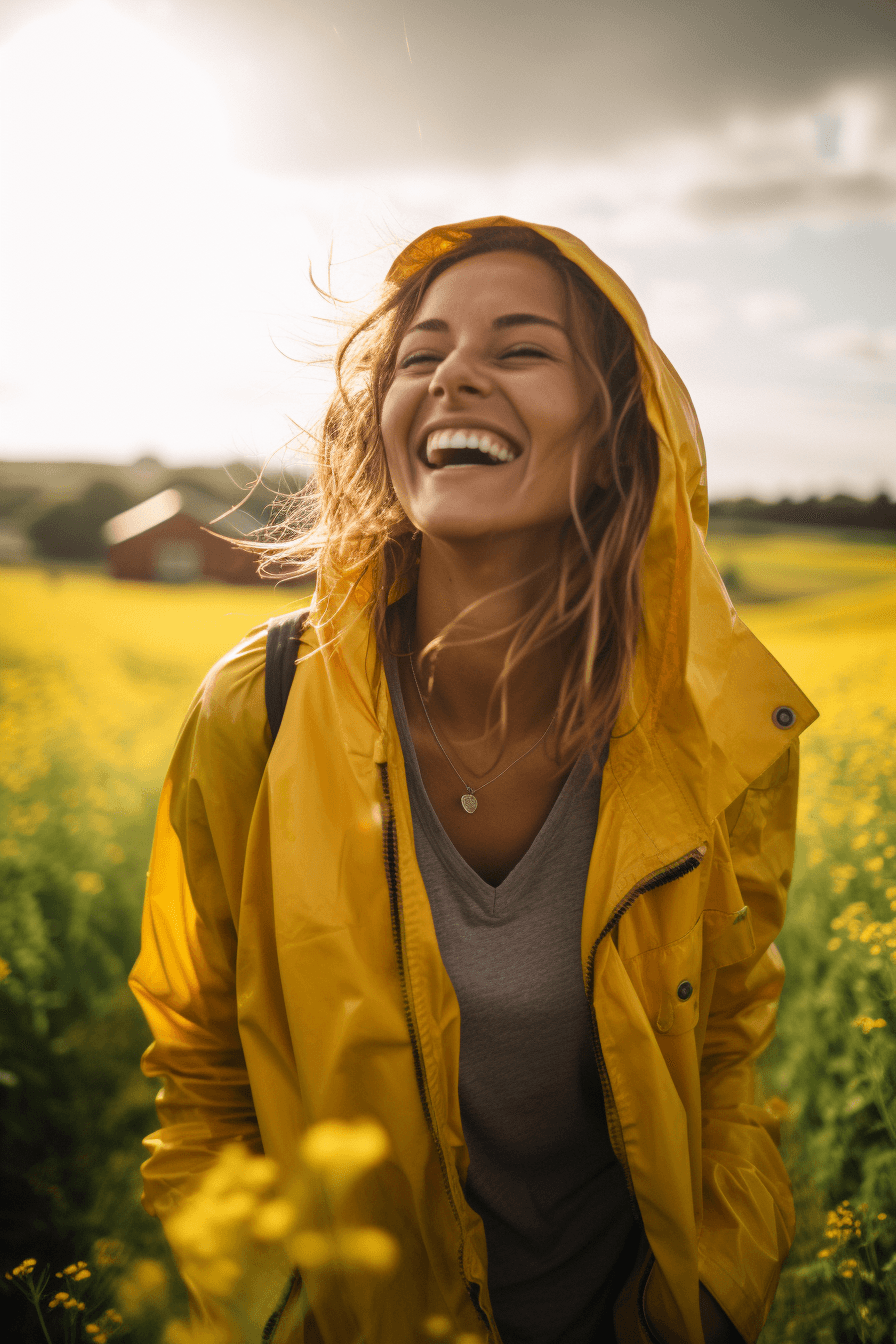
[406,640,557,814]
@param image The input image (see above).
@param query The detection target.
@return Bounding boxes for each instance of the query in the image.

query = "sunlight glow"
[0,1,324,459]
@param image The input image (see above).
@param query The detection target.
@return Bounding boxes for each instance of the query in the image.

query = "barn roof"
[101,487,264,546]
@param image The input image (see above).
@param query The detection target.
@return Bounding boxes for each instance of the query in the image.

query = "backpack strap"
[265,609,310,744]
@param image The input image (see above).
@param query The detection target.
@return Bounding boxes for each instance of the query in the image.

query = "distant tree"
[29,481,133,561]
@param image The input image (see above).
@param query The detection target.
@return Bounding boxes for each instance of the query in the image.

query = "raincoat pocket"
[701,905,756,973]
[624,918,705,1037]
[623,906,756,1038]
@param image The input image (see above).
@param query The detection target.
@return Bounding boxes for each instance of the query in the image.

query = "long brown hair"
[260,225,660,769]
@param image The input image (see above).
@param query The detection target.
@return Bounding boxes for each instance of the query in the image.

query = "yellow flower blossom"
[865,855,885,872]
[764,1096,791,1120]
[299,1118,390,1203]
[251,1197,297,1242]
[827,937,842,951]
[117,1258,168,1317]
[10,801,49,834]
[286,1225,399,1275]
[853,1016,886,1034]
[93,1239,124,1267]
[164,1322,233,1344]
[851,833,870,850]
[0,957,10,981]
[422,1315,453,1339]
[73,871,104,895]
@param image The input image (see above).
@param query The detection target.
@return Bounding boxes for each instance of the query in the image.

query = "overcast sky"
[1,0,894,496]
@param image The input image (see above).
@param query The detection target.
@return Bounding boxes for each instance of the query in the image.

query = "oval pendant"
[461,792,478,814]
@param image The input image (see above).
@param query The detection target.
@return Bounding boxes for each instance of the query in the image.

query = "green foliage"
[0,761,185,1341]
[758,735,896,1343]
[29,482,133,561]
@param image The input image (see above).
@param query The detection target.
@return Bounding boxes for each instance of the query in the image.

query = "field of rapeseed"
[0,530,894,1343]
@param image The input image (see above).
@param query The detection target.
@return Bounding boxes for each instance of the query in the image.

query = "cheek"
[379,385,417,513]
[380,382,413,461]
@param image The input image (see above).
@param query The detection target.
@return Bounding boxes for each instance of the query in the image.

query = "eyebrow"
[405,312,566,336]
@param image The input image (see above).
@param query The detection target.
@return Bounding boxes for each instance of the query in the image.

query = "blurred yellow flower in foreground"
[422,1314,453,1339]
[165,1323,232,1344]
[117,1258,169,1317]
[286,1227,398,1274]
[299,1118,390,1203]
[164,1122,399,1325]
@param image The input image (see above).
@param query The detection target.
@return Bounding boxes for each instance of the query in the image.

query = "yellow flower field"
[0,532,894,1343]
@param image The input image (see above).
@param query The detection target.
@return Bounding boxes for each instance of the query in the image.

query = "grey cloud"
[686,170,896,225]
[5,0,896,174]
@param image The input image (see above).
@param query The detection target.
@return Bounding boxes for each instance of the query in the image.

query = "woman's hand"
[699,1284,745,1344]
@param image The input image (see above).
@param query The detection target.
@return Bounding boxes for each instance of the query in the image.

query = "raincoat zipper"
[584,845,707,1219]
[377,762,494,1338]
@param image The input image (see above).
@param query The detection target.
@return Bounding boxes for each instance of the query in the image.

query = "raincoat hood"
[325,215,818,837]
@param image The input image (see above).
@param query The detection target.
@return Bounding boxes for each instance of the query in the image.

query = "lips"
[422,428,521,469]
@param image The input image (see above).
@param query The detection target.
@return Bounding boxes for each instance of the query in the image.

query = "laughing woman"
[130,220,817,1344]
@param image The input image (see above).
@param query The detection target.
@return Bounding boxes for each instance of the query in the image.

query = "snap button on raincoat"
[129,218,819,1344]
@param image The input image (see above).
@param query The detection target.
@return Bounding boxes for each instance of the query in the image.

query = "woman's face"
[380,250,603,547]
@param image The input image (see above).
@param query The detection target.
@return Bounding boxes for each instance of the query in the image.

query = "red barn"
[102,487,271,584]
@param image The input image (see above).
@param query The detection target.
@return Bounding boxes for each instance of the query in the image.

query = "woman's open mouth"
[423,428,521,469]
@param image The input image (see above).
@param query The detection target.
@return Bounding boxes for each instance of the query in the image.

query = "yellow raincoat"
[130,219,818,1344]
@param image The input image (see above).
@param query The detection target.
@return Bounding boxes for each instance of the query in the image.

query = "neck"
[406,529,569,746]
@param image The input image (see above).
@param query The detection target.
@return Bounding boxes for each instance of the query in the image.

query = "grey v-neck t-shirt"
[383,651,637,1344]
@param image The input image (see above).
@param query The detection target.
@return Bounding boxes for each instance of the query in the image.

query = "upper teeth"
[425,429,514,463]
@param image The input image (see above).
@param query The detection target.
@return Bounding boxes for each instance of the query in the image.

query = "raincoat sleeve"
[128,625,272,1304]
[696,741,801,1344]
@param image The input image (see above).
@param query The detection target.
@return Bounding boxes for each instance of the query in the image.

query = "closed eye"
[399,350,441,368]
[399,343,552,370]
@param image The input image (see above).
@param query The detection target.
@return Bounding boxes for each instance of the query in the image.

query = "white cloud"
[642,281,722,345]
[693,382,896,498]
[797,324,896,364]
[736,290,811,331]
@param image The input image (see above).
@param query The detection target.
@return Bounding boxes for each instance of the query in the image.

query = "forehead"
[413,250,568,324]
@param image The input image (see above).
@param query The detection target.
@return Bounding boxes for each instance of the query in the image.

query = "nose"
[428,345,492,400]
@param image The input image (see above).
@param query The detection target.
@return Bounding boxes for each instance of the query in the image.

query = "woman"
[130,218,817,1344]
